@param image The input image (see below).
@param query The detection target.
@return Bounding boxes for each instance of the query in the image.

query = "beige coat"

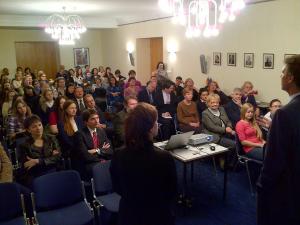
[0,145,13,183]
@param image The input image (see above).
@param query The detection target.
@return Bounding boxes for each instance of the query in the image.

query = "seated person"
[124,77,141,97]
[17,115,61,188]
[107,76,123,112]
[224,88,243,129]
[202,94,236,167]
[264,98,282,123]
[184,78,199,102]
[57,100,83,158]
[241,81,259,116]
[113,96,138,147]
[75,109,113,175]
[123,70,142,89]
[73,86,86,114]
[138,80,157,105]
[48,96,67,134]
[256,98,282,132]
[7,99,32,142]
[0,144,13,183]
[154,81,177,140]
[236,103,266,161]
[197,88,208,121]
[174,76,184,101]
[84,94,106,128]
[207,80,229,105]
[177,88,201,133]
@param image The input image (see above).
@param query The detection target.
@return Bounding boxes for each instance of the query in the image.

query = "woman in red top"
[236,103,265,160]
[48,96,67,134]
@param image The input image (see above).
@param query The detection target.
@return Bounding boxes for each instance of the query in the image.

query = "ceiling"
[0,0,276,29]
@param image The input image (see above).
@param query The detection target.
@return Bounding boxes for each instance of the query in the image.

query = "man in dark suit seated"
[112,96,138,147]
[73,86,86,115]
[76,109,113,176]
[224,87,242,129]
[257,55,300,225]
[154,81,177,140]
[138,80,157,105]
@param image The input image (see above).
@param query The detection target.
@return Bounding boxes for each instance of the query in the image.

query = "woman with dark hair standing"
[110,103,177,225]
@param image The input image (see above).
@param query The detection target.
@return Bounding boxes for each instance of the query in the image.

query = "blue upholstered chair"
[0,183,29,225]
[31,170,94,225]
[91,161,120,224]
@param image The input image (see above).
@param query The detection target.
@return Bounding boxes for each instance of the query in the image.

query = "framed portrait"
[284,54,296,60]
[213,52,221,66]
[244,53,254,68]
[263,53,274,69]
[227,53,236,66]
[73,48,90,67]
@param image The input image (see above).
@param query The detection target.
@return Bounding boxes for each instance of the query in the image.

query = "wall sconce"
[126,42,135,66]
[167,41,178,62]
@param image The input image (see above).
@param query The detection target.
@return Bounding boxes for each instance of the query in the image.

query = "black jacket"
[110,145,177,225]
[257,95,300,225]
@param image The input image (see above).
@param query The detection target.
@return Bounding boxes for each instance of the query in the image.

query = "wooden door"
[136,38,151,85]
[150,37,163,73]
[15,42,60,80]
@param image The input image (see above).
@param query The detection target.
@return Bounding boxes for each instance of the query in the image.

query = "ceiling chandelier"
[44,7,87,45]
[158,0,246,38]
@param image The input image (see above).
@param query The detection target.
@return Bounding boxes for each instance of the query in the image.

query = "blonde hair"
[39,89,53,112]
[206,93,220,105]
[184,78,194,89]
[241,81,253,90]
[240,103,262,139]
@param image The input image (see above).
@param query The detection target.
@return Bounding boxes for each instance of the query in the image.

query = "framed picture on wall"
[244,53,254,68]
[284,54,296,60]
[213,52,221,66]
[263,53,274,69]
[73,48,90,67]
[227,53,236,66]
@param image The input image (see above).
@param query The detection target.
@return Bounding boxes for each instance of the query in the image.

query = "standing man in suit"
[76,109,113,176]
[138,80,157,105]
[73,86,86,114]
[257,55,300,225]
[154,81,177,140]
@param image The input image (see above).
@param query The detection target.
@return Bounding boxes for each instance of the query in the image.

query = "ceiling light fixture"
[158,0,245,38]
[44,6,87,45]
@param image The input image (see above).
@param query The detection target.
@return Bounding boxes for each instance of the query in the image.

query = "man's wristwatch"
[96,148,101,154]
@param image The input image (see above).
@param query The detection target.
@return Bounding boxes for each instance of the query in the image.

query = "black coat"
[137,88,155,105]
[257,95,300,225]
[224,100,241,129]
[154,90,177,117]
[110,145,177,225]
[76,126,113,163]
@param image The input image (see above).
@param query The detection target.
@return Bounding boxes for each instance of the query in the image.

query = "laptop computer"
[156,131,194,150]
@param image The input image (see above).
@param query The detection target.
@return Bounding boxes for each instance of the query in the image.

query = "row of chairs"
[0,161,120,225]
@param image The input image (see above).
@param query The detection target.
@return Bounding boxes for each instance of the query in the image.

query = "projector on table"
[188,134,213,146]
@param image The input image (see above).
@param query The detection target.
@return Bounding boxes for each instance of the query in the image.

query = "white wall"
[0,28,104,77]
[101,0,300,104]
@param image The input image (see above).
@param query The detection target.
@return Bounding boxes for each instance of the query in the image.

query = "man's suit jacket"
[202,107,233,143]
[154,90,177,117]
[77,126,113,163]
[73,97,86,115]
[137,88,155,105]
[224,100,241,129]
[257,95,300,225]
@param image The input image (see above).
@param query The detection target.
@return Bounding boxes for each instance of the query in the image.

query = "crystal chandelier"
[158,0,246,38]
[44,7,87,45]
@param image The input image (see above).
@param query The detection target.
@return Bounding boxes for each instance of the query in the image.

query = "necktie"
[79,99,85,111]
[149,92,153,104]
[92,131,98,149]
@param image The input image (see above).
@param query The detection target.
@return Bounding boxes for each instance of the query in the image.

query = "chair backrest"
[235,134,245,157]
[92,161,112,194]
[33,170,83,211]
[0,183,23,221]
